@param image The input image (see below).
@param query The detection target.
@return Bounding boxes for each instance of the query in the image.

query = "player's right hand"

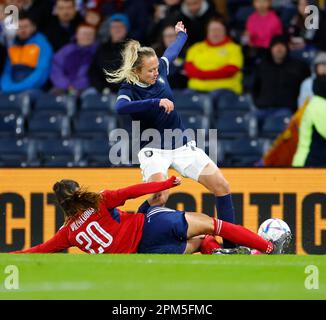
[159,99,174,114]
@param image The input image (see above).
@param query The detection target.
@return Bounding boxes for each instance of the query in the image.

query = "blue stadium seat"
[34,93,76,116]
[0,138,34,167]
[36,139,80,167]
[215,90,253,115]
[73,111,117,138]
[290,49,316,65]
[261,113,291,138]
[0,93,30,116]
[81,93,116,113]
[220,138,264,166]
[28,111,70,138]
[80,139,112,167]
[214,112,257,138]
[173,90,213,116]
[182,114,210,131]
[0,111,24,137]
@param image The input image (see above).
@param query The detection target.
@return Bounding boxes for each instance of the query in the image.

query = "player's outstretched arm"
[162,21,188,63]
[102,176,181,208]
[11,227,71,254]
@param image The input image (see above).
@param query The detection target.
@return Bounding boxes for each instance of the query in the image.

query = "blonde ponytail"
[105,40,156,85]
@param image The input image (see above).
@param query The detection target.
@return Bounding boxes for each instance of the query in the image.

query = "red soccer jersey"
[13,177,177,254]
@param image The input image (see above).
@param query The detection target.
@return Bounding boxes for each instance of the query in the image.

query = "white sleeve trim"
[117,95,131,102]
[161,57,169,75]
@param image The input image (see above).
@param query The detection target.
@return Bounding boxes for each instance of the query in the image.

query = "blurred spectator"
[8,0,54,31]
[298,51,326,107]
[245,0,283,49]
[84,8,102,29]
[153,24,187,89]
[148,0,182,44]
[89,14,128,94]
[0,13,53,93]
[184,18,243,93]
[252,35,310,119]
[50,23,98,96]
[96,0,152,43]
[292,75,326,167]
[43,0,84,52]
[171,0,219,46]
[288,0,317,52]
[97,12,129,43]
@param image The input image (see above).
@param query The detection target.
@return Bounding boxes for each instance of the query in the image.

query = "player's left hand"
[175,21,187,34]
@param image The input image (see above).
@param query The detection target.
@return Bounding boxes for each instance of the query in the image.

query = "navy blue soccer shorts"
[137,206,189,254]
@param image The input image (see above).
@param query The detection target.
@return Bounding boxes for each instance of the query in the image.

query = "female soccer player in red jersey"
[13,177,290,254]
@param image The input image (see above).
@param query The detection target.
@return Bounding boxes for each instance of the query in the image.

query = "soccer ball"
[258,218,291,242]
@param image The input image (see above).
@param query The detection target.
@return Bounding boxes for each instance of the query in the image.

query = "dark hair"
[18,11,36,25]
[76,22,97,32]
[206,16,229,35]
[53,179,101,222]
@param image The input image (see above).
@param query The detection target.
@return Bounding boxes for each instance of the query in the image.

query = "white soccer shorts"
[138,141,215,182]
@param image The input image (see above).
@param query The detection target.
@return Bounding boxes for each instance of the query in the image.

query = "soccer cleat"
[270,232,292,254]
[212,246,251,255]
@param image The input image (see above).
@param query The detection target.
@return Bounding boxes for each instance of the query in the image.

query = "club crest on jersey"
[158,77,165,84]
[144,151,153,157]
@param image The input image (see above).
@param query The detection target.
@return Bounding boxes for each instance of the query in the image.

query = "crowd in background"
[0,0,326,167]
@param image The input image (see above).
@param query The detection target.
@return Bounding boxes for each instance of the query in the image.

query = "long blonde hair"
[105,40,157,85]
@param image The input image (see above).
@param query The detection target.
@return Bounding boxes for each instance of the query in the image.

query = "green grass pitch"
[0,254,325,300]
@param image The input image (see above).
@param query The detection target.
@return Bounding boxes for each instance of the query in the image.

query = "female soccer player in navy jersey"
[12,178,289,254]
[106,21,237,250]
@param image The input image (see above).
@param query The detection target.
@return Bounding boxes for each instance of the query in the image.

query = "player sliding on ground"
[12,177,291,254]
[106,21,238,252]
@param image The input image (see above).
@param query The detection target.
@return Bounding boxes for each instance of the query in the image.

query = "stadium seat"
[173,90,213,116]
[0,111,24,137]
[0,138,34,167]
[73,111,117,138]
[36,139,81,167]
[0,93,30,116]
[220,138,264,166]
[261,113,291,138]
[290,49,316,65]
[81,93,116,113]
[181,114,210,131]
[80,139,112,167]
[215,90,253,115]
[34,93,76,117]
[213,112,257,139]
[28,111,70,138]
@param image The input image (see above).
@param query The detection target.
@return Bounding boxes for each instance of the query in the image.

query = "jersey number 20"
[76,221,113,254]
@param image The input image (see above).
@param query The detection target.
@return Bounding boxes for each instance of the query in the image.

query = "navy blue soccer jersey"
[115,32,188,150]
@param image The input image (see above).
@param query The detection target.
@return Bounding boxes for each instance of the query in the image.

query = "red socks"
[200,235,221,254]
[214,218,273,254]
